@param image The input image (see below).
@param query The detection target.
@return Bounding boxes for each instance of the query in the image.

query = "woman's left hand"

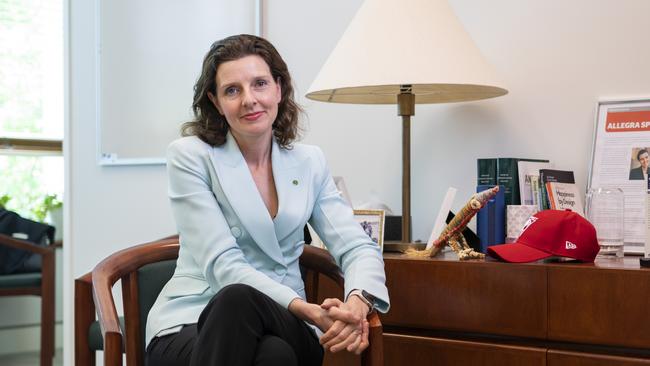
[319,297,370,354]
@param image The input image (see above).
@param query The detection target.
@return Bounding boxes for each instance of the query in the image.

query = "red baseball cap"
[487,210,599,263]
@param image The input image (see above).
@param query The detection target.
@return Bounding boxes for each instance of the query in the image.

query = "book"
[546,182,584,215]
[476,185,505,252]
[530,175,542,207]
[539,169,576,210]
[477,158,497,185]
[517,160,553,205]
[497,158,550,205]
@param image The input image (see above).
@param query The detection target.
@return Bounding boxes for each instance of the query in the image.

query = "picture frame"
[589,98,650,254]
[353,209,385,252]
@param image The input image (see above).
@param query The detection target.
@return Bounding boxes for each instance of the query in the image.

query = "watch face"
[361,290,377,306]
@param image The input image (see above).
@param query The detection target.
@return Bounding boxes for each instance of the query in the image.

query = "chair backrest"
[135,260,176,354]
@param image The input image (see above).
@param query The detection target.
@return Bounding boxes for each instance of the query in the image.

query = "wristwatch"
[349,289,378,314]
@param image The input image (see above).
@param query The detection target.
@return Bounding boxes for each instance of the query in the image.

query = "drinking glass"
[585,187,625,257]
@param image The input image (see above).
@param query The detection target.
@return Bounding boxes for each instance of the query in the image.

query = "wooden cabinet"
[321,253,650,365]
[379,253,650,365]
[382,256,547,339]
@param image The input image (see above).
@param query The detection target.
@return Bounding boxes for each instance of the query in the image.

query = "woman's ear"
[208,91,223,115]
[275,77,282,103]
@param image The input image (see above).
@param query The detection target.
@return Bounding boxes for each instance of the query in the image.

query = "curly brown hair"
[181,34,302,148]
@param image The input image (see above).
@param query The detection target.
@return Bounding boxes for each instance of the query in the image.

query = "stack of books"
[476,158,584,249]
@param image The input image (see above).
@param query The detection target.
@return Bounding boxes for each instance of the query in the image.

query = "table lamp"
[306,0,508,244]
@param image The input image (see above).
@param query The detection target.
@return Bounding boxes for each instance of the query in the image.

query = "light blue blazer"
[146,133,390,346]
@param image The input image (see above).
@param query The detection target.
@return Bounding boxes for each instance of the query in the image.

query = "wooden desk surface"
[383,250,648,270]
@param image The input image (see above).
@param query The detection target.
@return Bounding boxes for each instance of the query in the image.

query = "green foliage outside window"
[0,0,48,135]
[0,155,62,222]
[1,0,64,223]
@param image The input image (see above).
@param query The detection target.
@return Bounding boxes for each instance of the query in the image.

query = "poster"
[590,99,650,254]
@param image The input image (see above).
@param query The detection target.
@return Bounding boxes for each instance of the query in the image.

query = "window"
[0,0,64,222]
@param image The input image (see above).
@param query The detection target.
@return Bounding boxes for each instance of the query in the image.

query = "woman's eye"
[255,79,268,88]
[224,87,238,96]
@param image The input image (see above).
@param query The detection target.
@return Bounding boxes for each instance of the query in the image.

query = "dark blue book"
[476,185,506,253]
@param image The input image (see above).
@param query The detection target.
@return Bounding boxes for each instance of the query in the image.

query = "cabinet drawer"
[548,350,650,365]
[385,333,546,366]
[382,258,547,339]
[548,266,650,348]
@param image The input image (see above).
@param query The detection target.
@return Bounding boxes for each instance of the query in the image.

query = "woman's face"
[209,55,281,143]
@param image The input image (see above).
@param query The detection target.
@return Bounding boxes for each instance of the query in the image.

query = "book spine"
[497,158,519,205]
[530,175,540,207]
[476,185,506,252]
[477,158,497,185]
[540,173,549,209]
[546,182,557,209]
[494,186,506,246]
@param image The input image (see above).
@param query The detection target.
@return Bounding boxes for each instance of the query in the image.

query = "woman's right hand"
[288,298,336,332]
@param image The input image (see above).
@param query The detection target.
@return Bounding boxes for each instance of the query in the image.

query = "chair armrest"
[362,311,384,366]
[92,267,124,366]
[300,245,344,287]
[0,233,53,255]
[91,239,180,366]
[75,272,96,365]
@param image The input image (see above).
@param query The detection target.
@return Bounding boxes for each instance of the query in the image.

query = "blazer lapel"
[271,141,311,243]
[209,133,283,265]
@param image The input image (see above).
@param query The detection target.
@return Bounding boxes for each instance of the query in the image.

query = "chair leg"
[41,251,55,366]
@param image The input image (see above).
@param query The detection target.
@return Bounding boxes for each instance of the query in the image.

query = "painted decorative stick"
[407,186,499,260]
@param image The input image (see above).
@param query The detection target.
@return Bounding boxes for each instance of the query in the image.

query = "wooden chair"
[0,233,57,366]
[75,236,383,366]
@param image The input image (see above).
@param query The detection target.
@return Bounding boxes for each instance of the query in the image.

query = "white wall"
[269,0,650,242]
[63,0,650,364]
[65,0,176,363]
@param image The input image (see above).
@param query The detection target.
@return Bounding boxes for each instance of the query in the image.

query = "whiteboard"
[96,0,260,165]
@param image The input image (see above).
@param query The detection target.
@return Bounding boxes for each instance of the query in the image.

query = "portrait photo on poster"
[353,209,385,252]
[629,147,650,181]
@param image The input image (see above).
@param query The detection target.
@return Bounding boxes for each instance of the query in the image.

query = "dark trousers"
[146,284,324,366]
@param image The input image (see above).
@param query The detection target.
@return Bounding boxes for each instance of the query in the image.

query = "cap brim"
[487,242,552,263]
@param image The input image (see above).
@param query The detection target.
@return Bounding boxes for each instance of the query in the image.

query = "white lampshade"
[306,0,508,104]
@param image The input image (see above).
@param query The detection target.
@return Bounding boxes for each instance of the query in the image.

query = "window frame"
[0,137,63,155]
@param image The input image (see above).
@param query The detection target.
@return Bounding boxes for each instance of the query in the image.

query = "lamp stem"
[398,89,415,243]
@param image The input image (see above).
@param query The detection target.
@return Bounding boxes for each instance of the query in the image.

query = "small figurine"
[408,186,500,260]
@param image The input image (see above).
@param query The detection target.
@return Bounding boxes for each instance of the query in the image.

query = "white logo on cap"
[565,241,577,250]
[520,216,538,233]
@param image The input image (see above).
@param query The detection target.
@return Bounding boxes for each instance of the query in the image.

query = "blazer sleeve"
[167,139,300,308]
[308,147,390,312]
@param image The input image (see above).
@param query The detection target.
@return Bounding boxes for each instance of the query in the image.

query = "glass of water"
[585,187,625,257]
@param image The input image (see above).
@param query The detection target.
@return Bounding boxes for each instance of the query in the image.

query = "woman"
[145,34,389,366]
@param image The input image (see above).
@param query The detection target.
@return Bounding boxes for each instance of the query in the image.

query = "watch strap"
[349,289,376,314]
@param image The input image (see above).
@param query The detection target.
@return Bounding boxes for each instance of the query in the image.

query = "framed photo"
[353,209,385,252]
[589,98,650,254]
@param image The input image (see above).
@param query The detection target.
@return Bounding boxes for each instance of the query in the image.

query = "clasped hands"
[289,296,370,355]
